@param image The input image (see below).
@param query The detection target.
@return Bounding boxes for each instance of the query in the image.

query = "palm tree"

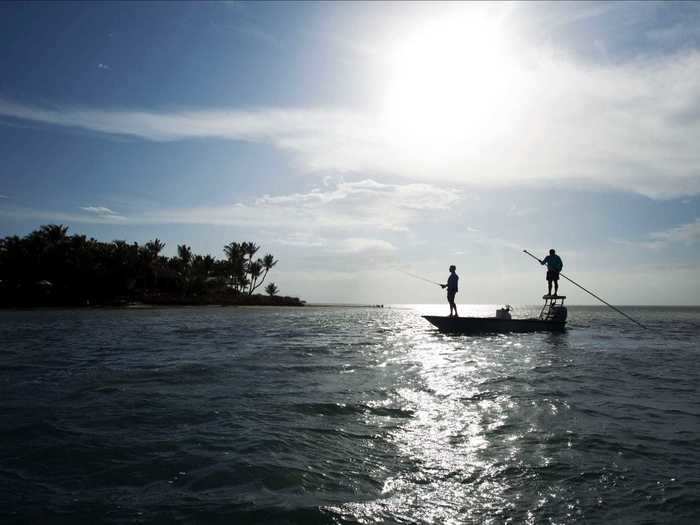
[249,253,277,294]
[190,254,216,294]
[242,242,259,287]
[39,224,69,244]
[224,242,247,293]
[177,244,192,266]
[20,225,70,289]
[247,260,262,295]
[243,242,260,263]
[145,239,165,257]
[223,241,243,261]
[0,227,287,306]
[177,245,193,294]
[107,240,140,298]
[201,255,215,278]
[262,254,277,272]
[142,239,165,290]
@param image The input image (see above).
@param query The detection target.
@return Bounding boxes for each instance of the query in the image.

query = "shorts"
[447,291,456,303]
[546,270,560,282]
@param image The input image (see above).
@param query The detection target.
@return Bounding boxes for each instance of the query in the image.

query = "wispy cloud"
[97,63,110,70]
[140,179,460,233]
[335,238,397,254]
[506,204,538,218]
[614,218,700,249]
[0,206,123,225]
[80,206,125,220]
[273,232,326,248]
[526,1,628,30]
[0,194,8,199]
[0,180,458,234]
[2,49,700,198]
[649,218,700,245]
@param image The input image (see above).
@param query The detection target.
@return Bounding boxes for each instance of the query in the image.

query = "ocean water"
[1,305,699,524]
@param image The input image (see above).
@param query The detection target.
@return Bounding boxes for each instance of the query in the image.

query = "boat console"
[496,305,512,320]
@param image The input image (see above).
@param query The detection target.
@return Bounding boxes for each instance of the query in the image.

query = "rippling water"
[1,305,699,523]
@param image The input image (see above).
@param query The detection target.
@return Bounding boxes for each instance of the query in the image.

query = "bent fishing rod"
[398,269,444,287]
[523,249,647,329]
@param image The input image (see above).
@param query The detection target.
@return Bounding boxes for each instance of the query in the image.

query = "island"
[0,225,305,308]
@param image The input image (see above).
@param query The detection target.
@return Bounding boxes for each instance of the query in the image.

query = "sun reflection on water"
[330,311,545,523]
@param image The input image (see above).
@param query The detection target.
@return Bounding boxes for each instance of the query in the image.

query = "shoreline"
[0,293,306,310]
[0,303,388,311]
[1,303,696,311]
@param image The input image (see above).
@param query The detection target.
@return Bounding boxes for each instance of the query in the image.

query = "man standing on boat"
[440,265,459,317]
[540,249,563,297]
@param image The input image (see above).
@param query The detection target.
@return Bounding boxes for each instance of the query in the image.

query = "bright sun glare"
[381,11,521,159]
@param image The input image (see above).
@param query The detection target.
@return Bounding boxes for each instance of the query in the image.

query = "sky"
[0,1,699,305]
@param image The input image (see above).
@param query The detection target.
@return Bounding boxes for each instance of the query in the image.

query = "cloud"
[649,218,700,245]
[274,232,326,248]
[81,205,118,215]
[97,63,110,70]
[527,1,627,29]
[80,206,125,220]
[2,50,700,197]
[0,194,8,199]
[266,233,397,255]
[0,180,459,233]
[0,97,368,143]
[614,218,700,249]
[140,179,460,233]
[5,205,134,223]
[335,238,397,254]
[0,206,124,224]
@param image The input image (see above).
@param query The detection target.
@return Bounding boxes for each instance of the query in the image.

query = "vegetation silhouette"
[265,282,279,297]
[0,225,304,307]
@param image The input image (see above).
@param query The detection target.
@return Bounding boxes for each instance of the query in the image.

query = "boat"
[423,295,567,334]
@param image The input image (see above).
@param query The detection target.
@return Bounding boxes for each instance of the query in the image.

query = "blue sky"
[1,1,699,304]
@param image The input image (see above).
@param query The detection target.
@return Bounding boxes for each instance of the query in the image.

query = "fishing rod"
[523,250,648,329]
[398,269,443,287]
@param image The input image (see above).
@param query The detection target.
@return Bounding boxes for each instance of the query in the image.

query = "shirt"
[543,254,563,272]
[447,273,458,293]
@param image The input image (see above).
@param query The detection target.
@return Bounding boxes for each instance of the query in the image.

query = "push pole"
[523,250,647,329]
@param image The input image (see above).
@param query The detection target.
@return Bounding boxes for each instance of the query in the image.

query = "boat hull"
[423,315,566,334]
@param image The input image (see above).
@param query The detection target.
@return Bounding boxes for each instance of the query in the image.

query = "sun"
[380,10,521,160]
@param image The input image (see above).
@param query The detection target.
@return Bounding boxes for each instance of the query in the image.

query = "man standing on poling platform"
[440,265,459,317]
[540,249,563,297]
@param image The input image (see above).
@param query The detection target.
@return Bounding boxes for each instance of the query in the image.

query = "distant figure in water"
[540,249,564,297]
[440,265,459,317]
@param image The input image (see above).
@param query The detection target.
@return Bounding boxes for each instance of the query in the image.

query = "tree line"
[0,224,297,307]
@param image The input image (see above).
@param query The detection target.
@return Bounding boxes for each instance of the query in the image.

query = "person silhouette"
[540,249,563,297]
[440,265,459,317]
